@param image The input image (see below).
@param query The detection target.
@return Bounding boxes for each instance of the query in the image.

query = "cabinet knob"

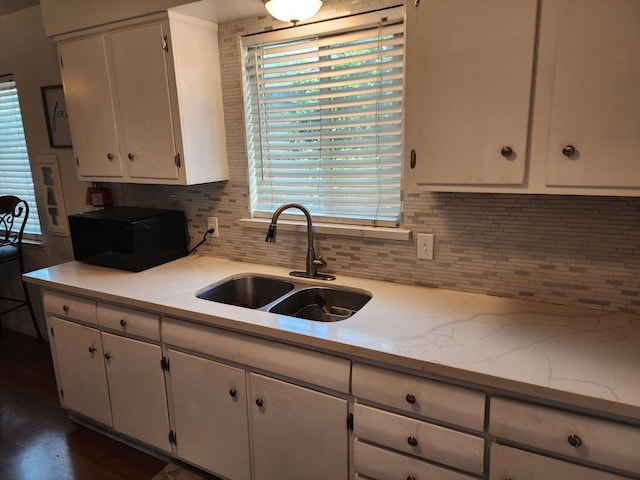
[88,345,97,354]
[562,145,576,157]
[128,153,135,161]
[107,153,114,161]
[407,436,418,447]
[255,398,264,407]
[120,319,127,327]
[567,434,583,447]
[501,146,513,158]
[407,477,416,480]
[229,388,237,398]
[405,393,417,404]
[62,304,69,312]
[104,352,113,360]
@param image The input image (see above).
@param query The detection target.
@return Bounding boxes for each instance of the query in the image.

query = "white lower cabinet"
[49,316,112,426]
[351,363,485,479]
[248,372,348,480]
[42,290,640,480]
[44,291,171,453]
[163,316,351,480]
[167,349,251,480]
[353,403,484,476]
[353,439,476,480]
[489,443,634,480]
[489,396,640,477]
[101,332,170,452]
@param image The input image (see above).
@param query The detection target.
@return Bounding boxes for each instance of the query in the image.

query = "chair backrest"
[0,195,29,249]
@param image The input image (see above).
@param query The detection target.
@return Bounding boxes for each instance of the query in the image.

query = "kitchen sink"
[196,274,295,309]
[269,286,372,322]
[196,274,372,322]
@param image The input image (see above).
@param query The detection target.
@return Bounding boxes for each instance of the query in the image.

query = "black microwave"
[68,206,188,272]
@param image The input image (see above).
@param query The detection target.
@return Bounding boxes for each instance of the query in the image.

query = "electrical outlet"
[207,217,219,238]
[416,233,434,260]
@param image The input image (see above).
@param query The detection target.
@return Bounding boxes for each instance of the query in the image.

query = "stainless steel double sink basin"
[195,274,372,322]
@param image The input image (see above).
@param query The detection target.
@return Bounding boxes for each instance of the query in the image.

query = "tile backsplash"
[119,0,640,315]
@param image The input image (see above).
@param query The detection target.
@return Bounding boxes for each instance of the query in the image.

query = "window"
[0,78,41,235]
[243,7,404,227]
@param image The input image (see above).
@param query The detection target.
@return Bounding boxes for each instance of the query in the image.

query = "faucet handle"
[313,256,328,269]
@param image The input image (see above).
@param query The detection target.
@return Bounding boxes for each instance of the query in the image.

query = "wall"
[0,6,90,336]
[39,0,192,36]
[118,0,640,315]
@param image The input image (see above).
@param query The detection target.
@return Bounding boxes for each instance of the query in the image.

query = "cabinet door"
[58,36,123,178]
[489,443,632,480]
[545,0,640,187]
[101,332,171,452]
[110,23,179,181]
[168,349,250,480]
[404,0,537,186]
[248,373,348,480]
[50,317,112,426]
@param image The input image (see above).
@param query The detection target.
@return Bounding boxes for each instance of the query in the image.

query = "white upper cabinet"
[57,11,228,185]
[544,0,640,188]
[405,0,640,195]
[58,36,123,178]
[109,23,179,181]
[404,0,538,187]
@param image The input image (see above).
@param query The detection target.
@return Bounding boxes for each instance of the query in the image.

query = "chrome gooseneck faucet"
[265,203,335,280]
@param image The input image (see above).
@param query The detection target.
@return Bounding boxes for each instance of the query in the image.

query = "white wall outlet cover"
[207,217,219,238]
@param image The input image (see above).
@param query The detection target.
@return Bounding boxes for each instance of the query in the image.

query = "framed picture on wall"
[34,154,69,236]
[40,84,72,149]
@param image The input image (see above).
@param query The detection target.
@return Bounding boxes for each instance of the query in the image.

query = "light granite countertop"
[24,255,640,422]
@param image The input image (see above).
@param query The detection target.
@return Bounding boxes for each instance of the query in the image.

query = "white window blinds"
[0,79,41,235]
[243,7,404,226]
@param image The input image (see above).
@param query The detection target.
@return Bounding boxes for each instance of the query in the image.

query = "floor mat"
[151,462,218,480]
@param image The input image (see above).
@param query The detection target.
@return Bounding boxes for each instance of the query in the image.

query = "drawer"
[353,438,478,480]
[163,317,350,393]
[97,303,160,341]
[43,290,96,324]
[352,363,485,431]
[353,403,484,475]
[490,397,640,474]
[489,443,634,480]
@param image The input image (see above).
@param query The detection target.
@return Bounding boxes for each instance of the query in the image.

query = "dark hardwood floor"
[0,328,166,480]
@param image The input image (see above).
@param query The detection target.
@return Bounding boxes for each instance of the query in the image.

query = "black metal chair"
[0,195,42,340]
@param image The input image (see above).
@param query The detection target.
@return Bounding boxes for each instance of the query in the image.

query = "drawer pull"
[500,145,513,158]
[405,393,417,404]
[229,388,237,398]
[562,145,576,157]
[407,436,418,447]
[567,434,583,448]
[63,304,70,312]
[120,319,127,327]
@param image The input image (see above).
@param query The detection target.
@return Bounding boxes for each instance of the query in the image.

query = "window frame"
[0,77,41,237]
[241,6,405,228]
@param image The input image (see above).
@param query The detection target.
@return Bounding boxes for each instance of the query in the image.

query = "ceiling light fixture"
[262,0,323,25]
